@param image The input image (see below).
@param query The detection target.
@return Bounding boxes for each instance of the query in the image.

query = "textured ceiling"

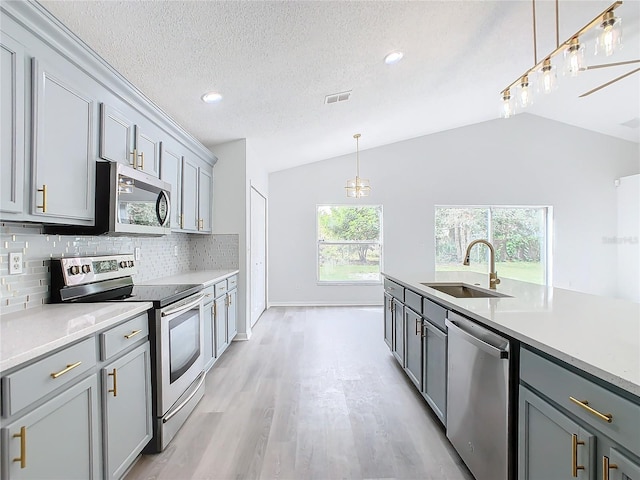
[39,0,640,172]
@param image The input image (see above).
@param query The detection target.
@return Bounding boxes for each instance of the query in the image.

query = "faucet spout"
[463,239,501,290]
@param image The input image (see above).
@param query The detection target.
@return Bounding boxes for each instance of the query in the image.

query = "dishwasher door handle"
[446,318,509,359]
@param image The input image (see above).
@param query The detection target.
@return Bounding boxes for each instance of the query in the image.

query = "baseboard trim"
[233,332,251,341]
[267,302,383,307]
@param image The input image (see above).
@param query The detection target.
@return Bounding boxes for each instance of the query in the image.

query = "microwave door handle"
[161,293,205,317]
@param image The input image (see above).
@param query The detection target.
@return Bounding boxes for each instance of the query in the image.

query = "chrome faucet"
[463,239,501,290]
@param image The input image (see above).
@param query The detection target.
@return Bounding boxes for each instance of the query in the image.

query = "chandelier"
[500,0,637,118]
[345,133,371,198]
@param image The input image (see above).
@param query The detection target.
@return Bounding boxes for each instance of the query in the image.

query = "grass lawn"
[319,264,380,282]
[437,262,544,284]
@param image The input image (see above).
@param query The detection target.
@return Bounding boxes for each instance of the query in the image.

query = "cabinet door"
[1,33,25,214]
[404,308,422,390]
[197,164,213,233]
[2,375,100,480]
[159,143,182,231]
[32,58,95,221]
[606,447,640,480]
[519,386,596,480]
[99,103,134,166]
[181,156,199,232]
[202,299,215,371]
[383,293,393,349]
[227,288,237,341]
[102,343,152,480]
[392,299,404,366]
[423,321,447,425]
[134,123,160,178]
[214,296,228,356]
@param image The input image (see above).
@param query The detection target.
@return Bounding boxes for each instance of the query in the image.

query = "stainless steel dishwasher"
[446,311,510,480]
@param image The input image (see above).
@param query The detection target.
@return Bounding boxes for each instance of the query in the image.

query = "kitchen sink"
[421,282,512,298]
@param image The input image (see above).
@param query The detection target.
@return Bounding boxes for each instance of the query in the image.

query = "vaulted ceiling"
[40,0,640,172]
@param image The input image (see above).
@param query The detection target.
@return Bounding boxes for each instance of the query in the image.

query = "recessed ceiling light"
[201,91,222,103]
[384,51,404,65]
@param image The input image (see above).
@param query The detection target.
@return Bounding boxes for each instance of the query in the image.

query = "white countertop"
[0,302,152,373]
[142,269,239,287]
[384,271,640,398]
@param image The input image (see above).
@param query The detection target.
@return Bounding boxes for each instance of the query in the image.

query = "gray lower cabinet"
[101,342,152,480]
[404,307,422,390]
[519,386,596,480]
[227,288,237,341]
[391,299,404,366]
[383,293,393,349]
[31,56,95,223]
[202,286,216,371]
[0,32,25,215]
[3,375,101,479]
[605,447,640,480]
[215,295,228,355]
[422,319,447,425]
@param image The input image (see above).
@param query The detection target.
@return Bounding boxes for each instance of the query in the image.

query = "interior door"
[250,186,267,327]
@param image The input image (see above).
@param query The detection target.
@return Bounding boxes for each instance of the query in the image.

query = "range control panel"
[58,254,137,286]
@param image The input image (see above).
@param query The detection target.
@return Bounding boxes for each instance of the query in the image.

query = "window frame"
[434,205,553,286]
[316,204,384,285]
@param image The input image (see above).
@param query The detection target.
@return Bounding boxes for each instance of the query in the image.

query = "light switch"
[9,252,23,275]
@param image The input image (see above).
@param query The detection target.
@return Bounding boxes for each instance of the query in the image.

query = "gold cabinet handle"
[108,368,117,397]
[415,317,421,336]
[130,148,138,168]
[198,218,203,230]
[602,456,618,480]
[12,426,26,468]
[571,433,585,477]
[124,329,142,339]
[37,184,47,212]
[179,213,184,229]
[569,396,613,423]
[138,150,144,170]
[50,361,82,379]
[228,294,232,306]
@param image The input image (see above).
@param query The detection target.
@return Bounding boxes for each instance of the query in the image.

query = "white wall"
[268,114,640,305]
[616,174,640,302]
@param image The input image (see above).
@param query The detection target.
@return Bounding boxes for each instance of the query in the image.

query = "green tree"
[318,206,380,263]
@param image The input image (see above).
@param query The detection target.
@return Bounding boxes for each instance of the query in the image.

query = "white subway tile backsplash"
[0,222,239,314]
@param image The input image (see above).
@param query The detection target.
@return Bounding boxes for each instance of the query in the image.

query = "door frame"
[250,185,267,327]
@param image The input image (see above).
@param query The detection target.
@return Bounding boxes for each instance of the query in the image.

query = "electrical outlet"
[174,245,178,257]
[134,247,141,261]
[9,252,23,275]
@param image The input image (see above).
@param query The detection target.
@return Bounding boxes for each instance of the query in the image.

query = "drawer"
[100,312,149,361]
[521,347,640,457]
[2,337,96,416]
[227,275,238,290]
[214,280,228,297]
[384,278,404,301]
[425,298,447,331]
[202,285,215,304]
[404,290,422,313]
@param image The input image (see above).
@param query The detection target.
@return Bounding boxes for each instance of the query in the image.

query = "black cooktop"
[120,284,203,308]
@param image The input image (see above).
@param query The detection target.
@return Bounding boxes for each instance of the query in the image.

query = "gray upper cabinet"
[198,163,213,233]
[101,343,152,480]
[31,57,95,223]
[2,375,101,480]
[1,33,25,215]
[159,142,182,231]
[134,123,160,178]
[181,156,199,232]
[99,103,133,166]
[519,385,596,480]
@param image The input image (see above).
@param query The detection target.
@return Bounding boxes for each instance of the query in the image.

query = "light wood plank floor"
[126,306,474,480]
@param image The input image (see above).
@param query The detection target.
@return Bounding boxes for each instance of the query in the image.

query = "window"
[435,206,551,285]
[317,205,382,283]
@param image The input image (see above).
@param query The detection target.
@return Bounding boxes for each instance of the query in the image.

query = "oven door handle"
[161,293,205,318]
[163,371,206,423]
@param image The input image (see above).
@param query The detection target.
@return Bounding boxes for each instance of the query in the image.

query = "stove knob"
[128,260,134,267]
[69,265,80,275]
[119,261,127,268]
[81,264,91,274]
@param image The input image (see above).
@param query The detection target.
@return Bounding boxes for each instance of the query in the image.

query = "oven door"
[157,292,205,416]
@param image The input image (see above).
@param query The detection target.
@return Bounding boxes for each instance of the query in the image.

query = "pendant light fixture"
[500,88,515,118]
[538,58,558,94]
[345,133,370,198]
[595,10,622,56]
[518,75,534,107]
[563,36,585,76]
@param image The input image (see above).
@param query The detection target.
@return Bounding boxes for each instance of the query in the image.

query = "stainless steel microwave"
[47,161,172,236]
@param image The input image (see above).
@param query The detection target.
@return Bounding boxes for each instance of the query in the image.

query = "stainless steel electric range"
[51,253,206,453]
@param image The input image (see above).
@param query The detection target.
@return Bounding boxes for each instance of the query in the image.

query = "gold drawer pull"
[124,329,142,339]
[602,456,618,480]
[571,433,585,477]
[138,150,144,170]
[12,426,26,468]
[50,361,82,379]
[569,396,613,423]
[130,149,138,168]
[37,184,47,212]
[108,368,117,397]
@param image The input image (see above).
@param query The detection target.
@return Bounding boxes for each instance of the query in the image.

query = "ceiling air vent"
[621,117,640,129]
[324,90,352,105]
